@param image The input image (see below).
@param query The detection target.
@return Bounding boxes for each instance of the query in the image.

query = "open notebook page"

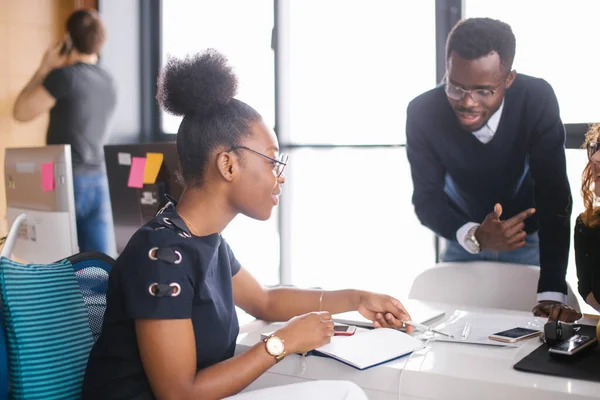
[315,327,424,370]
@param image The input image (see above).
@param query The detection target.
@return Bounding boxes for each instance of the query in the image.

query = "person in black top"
[13,9,117,254]
[406,17,579,322]
[575,124,600,313]
[82,49,412,400]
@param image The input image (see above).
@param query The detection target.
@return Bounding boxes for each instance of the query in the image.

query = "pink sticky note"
[128,157,146,188]
[41,162,55,191]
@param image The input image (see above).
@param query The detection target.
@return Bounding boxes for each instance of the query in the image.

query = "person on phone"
[12,9,117,255]
[406,17,579,321]
[81,49,411,400]
[575,124,600,314]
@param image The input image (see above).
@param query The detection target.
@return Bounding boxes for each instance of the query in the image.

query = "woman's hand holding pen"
[355,292,414,333]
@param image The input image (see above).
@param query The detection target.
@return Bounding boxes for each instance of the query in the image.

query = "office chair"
[408,261,580,312]
[0,212,115,400]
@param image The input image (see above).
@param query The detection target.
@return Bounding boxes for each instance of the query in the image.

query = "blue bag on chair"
[0,251,114,400]
[0,258,94,400]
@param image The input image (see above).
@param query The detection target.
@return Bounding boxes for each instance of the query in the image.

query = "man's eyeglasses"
[226,146,289,177]
[444,79,504,103]
[587,141,599,160]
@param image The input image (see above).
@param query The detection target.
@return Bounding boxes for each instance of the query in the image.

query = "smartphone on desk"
[260,325,356,341]
[549,334,598,357]
[489,327,541,343]
[334,324,356,336]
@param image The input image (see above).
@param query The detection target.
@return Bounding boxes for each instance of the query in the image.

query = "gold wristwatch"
[264,334,286,363]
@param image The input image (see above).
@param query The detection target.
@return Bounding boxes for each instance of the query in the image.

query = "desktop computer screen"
[4,145,79,263]
[104,142,183,253]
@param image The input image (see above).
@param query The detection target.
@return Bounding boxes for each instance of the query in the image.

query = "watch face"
[266,336,284,356]
[466,237,479,253]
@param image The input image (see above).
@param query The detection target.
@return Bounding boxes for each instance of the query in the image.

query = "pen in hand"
[403,320,454,339]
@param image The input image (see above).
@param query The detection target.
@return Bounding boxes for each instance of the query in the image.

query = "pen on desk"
[403,321,454,338]
[461,323,471,340]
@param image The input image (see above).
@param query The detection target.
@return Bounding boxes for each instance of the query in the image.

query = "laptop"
[333,299,445,328]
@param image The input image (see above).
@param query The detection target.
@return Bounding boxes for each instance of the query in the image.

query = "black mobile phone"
[549,334,598,357]
[488,327,541,343]
[60,34,72,55]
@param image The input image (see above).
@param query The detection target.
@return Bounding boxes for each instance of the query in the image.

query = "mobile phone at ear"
[334,324,356,336]
[489,327,541,343]
[549,334,598,357]
[60,33,72,55]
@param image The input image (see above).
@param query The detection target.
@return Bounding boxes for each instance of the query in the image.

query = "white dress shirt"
[453,101,566,304]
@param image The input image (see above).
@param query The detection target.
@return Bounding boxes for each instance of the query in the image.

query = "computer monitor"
[104,142,183,253]
[4,145,79,263]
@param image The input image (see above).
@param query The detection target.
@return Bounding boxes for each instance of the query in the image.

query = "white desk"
[235,303,600,400]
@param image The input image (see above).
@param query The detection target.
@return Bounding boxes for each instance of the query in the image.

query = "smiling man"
[406,18,579,322]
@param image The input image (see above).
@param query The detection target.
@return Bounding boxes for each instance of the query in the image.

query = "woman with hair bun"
[82,49,412,400]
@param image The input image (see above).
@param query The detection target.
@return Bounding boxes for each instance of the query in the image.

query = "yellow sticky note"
[143,152,164,184]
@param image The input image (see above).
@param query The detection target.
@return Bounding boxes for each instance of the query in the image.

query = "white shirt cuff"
[537,291,568,304]
[456,222,481,254]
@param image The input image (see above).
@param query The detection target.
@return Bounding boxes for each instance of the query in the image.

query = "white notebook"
[333,300,445,329]
[314,328,424,370]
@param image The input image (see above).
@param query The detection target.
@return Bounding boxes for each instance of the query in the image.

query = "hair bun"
[156,49,238,117]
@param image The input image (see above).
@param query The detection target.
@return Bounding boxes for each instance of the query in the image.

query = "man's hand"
[39,42,67,74]
[475,203,536,251]
[532,301,582,322]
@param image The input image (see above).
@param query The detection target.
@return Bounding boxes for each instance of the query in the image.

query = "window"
[154,1,595,311]
[161,0,279,285]
[284,0,436,145]
[464,0,600,124]
[278,1,438,291]
[283,148,434,295]
[161,0,275,133]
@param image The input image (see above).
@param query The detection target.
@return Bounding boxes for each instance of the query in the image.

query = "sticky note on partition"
[128,157,146,188]
[41,162,55,191]
[143,152,164,184]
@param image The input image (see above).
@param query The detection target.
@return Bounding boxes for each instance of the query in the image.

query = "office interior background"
[0,0,598,311]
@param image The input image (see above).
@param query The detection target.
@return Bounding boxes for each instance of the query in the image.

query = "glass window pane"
[161,0,275,133]
[286,149,592,307]
[464,0,600,124]
[223,215,280,286]
[161,1,278,285]
[284,148,435,296]
[286,0,436,145]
